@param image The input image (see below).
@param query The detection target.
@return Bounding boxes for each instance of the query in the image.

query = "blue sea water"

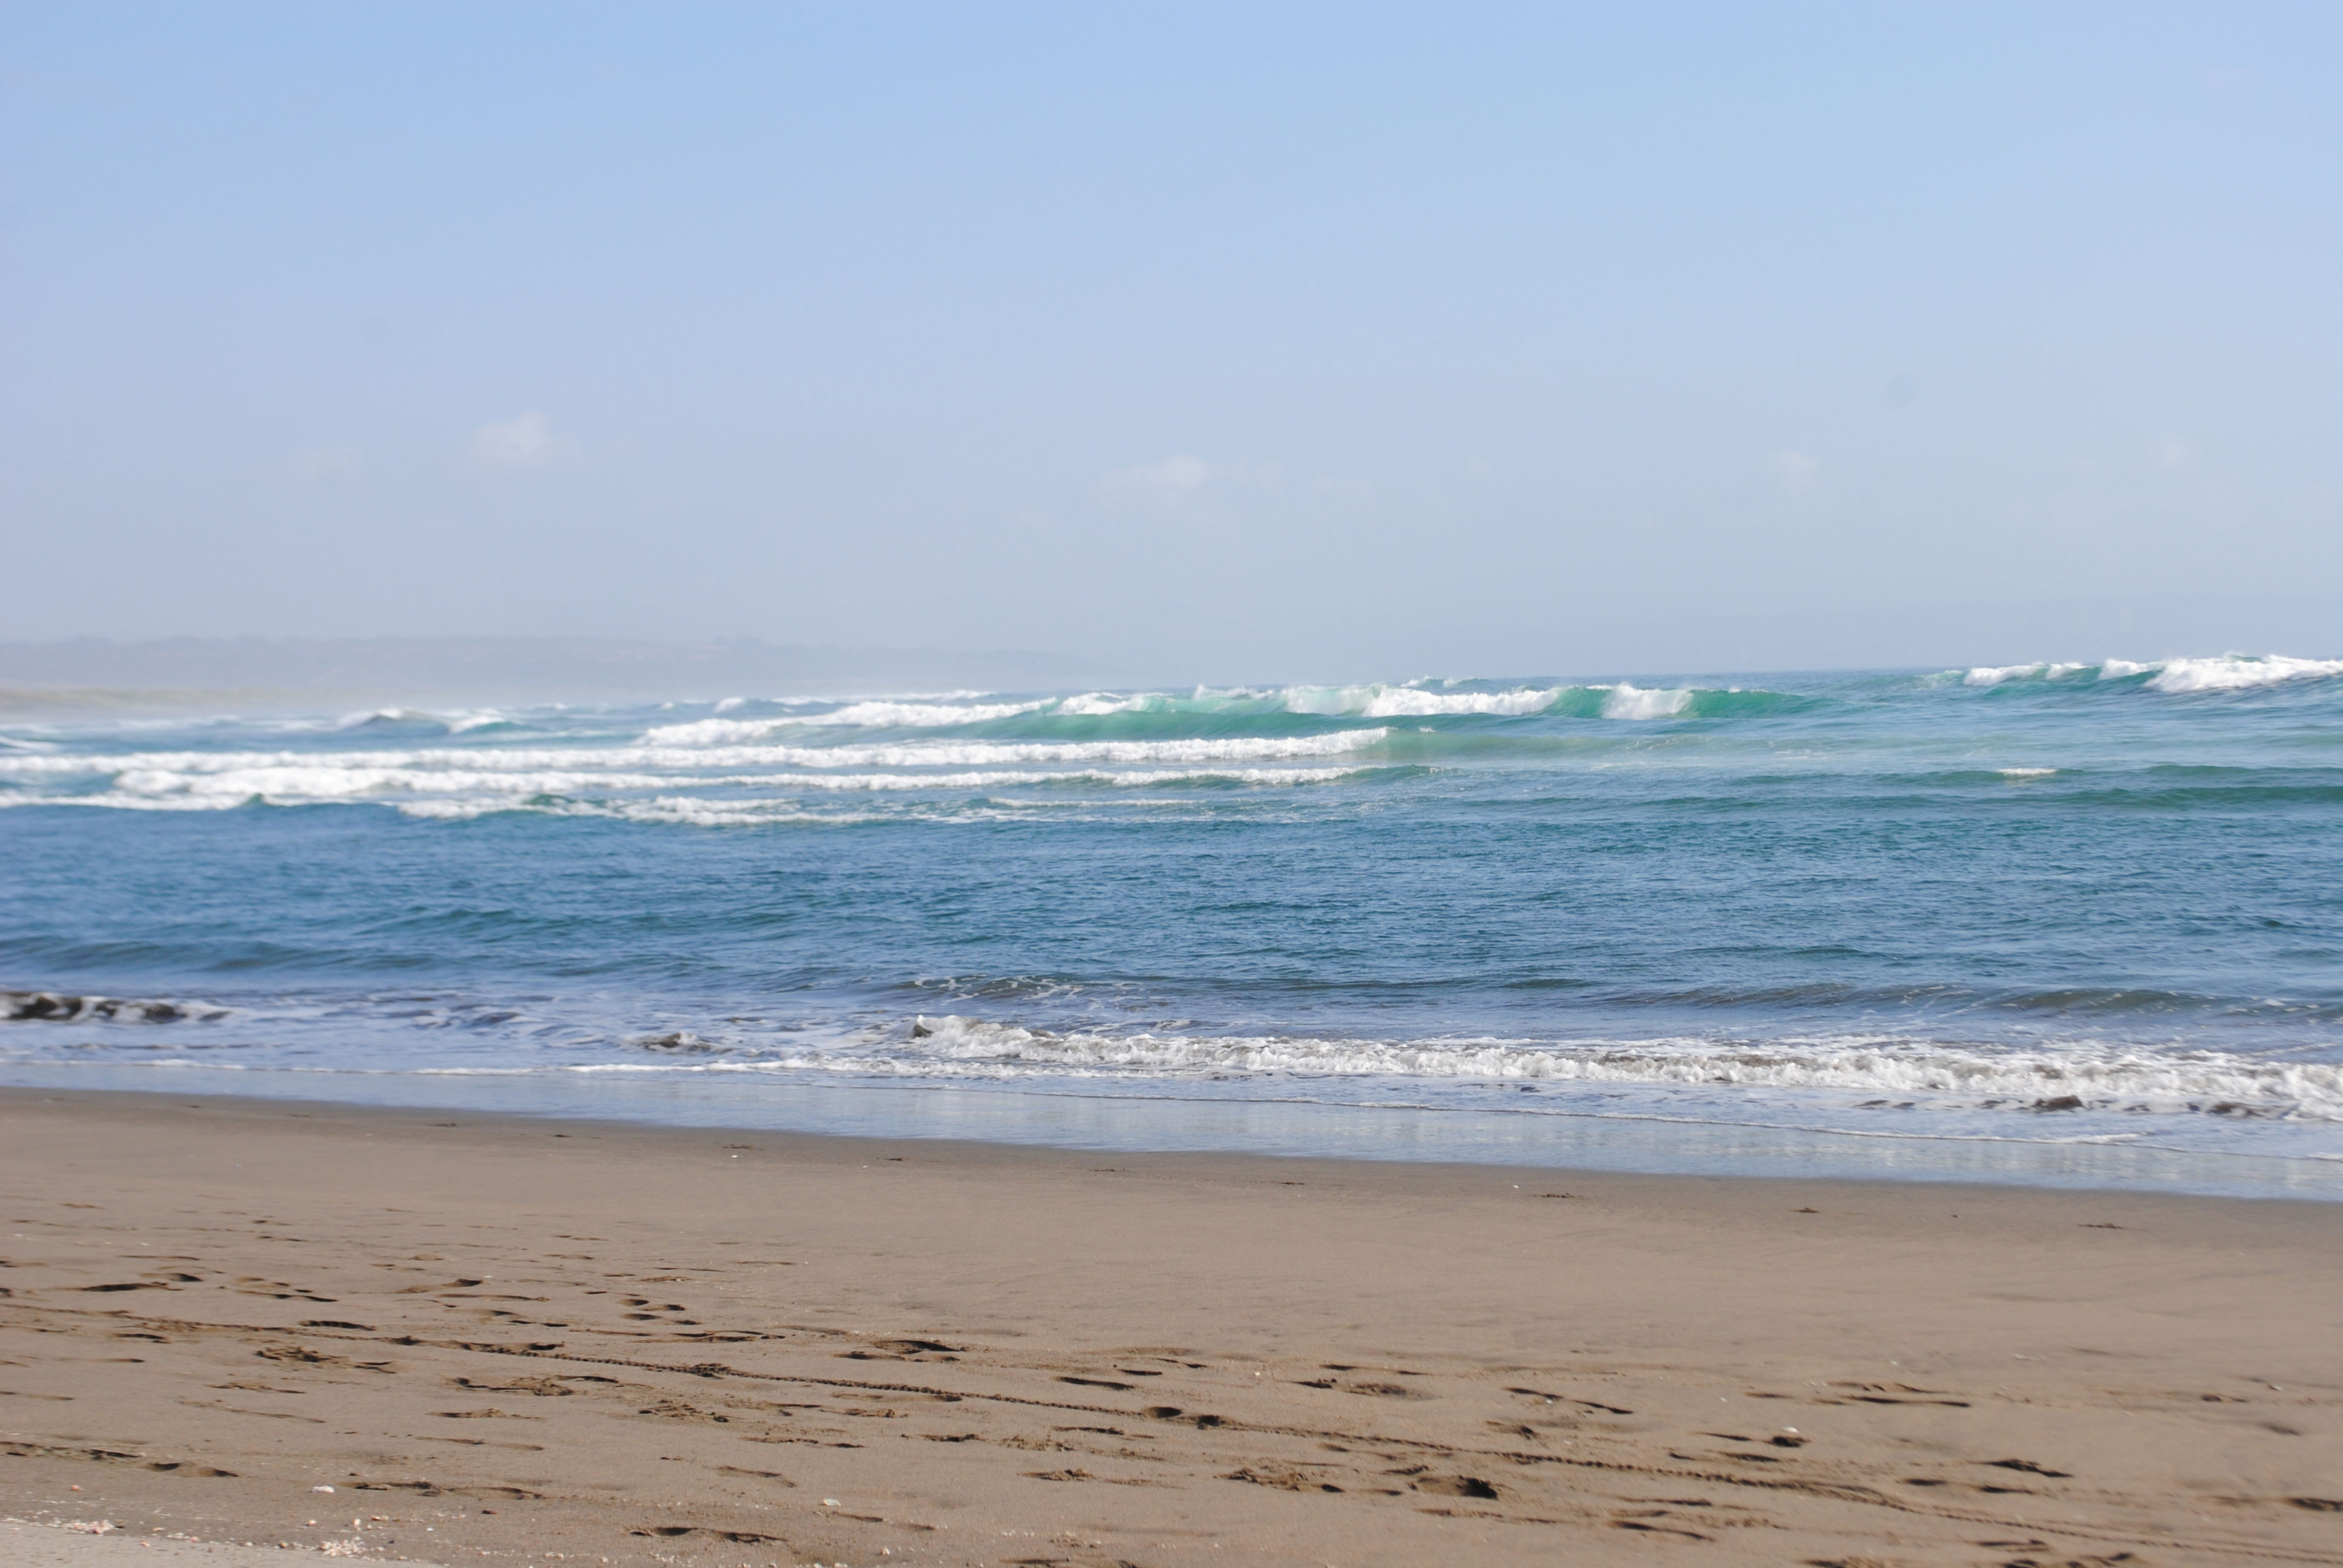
[5,653,2342,1196]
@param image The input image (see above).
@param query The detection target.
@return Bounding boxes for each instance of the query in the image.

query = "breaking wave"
[543,1017,2343,1125]
[1276,682,1713,720]
[642,680,1791,740]
[1964,653,2343,693]
[856,1016,2343,1121]
[0,730,1402,815]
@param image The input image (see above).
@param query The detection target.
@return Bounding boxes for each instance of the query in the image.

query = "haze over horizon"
[4,626,2341,701]
[5,3,2339,681]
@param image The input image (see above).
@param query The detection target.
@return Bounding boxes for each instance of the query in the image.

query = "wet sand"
[2,1087,2339,1568]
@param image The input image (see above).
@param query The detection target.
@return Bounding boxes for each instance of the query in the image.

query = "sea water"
[5,655,2342,1197]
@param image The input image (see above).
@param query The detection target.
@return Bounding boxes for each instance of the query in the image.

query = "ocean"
[5,653,2342,1197]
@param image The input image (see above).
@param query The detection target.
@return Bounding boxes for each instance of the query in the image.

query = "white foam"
[447,710,514,733]
[776,734,1388,766]
[702,688,1004,715]
[2145,654,2343,693]
[862,733,1386,766]
[0,730,1391,789]
[813,698,1054,727]
[1964,662,2089,685]
[1050,691,1154,716]
[646,697,1055,745]
[1967,654,2343,692]
[740,767,1355,791]
[1277,681,1700,719]
[890,1016,2343,1118]
[1281,683,1566,717]
[1599,683,1693,720]
[393,797,885,826]
[0,746,1372,814]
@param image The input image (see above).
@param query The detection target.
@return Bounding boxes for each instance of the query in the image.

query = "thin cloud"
[469,412,568,470]
[1108,454,1216,494]
[1769,449,1819,494]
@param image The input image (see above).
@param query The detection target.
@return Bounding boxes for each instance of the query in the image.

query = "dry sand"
[1,1088,2338,1568]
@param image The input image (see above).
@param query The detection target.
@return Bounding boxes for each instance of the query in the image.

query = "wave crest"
[1965,653,2343,693]
[641,681,1768,737]
[887,1015,2343,1120]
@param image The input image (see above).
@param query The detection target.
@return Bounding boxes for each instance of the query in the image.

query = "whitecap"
[2145,654,2343,693]
[1281,683,1567,718]
[1599,683,1693,720]
[886,1016,2343,1120]
[0,730,1395,800]
[1964,662,2089,685]
[646,698,1052,744]
[1968,654,2343,693]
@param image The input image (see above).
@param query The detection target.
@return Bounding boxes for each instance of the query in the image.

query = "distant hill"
[0,637,1094,702]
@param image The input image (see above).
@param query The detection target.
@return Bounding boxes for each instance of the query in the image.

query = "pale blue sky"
[3,2,2338,681]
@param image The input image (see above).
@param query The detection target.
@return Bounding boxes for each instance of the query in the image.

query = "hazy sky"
[4,2,2339,681]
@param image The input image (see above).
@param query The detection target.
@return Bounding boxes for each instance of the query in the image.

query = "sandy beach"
[2,1088,2339,1567]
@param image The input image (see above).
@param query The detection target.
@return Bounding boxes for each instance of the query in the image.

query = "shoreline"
[18,1080,2339,1208]
[5,1063,2340,1205]
[4,1086,2340,1566]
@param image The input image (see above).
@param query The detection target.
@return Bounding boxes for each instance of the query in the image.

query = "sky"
[2,1,2339,683]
